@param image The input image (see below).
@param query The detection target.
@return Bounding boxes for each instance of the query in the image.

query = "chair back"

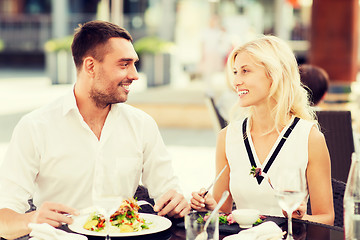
[332,178,346,228]
[134,185,156,214]
[306,178,346,228]
[204,97,227,133]
[316,110,354,182]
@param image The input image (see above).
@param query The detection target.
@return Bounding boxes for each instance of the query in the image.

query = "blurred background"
[0,0,359,198]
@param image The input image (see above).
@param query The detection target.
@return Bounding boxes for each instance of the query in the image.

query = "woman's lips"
[237,89,249,96]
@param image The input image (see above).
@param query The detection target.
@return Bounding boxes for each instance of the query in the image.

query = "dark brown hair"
[71,20,133,70]
[299,64,329,106]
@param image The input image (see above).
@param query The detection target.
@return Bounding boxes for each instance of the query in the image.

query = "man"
[0,20,190,239]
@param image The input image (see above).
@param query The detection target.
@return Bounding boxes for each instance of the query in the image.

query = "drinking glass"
[274,168,307,240]
[93,165,124,240]
[185,211,219,240]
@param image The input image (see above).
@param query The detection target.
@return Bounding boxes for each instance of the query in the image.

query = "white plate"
[69,213,172,237]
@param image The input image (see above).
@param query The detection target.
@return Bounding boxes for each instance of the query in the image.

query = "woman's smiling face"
[232,51,273,108]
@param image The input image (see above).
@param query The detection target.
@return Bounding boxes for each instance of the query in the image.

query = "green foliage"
[196,214,205,224]
[254,218,263,226]
[133,36,174,55]
[44,36,73,53]
[219,215,228,224]
[0,39,4,52]
[44,35,174,55]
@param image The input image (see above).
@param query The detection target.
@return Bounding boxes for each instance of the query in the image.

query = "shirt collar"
[62,88,79,116]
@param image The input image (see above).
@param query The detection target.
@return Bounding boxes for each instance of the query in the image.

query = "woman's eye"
[233,68,238,75]
[242,69,248,74]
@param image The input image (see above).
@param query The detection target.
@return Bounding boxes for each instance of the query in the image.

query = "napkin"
[28,223,88,240]
[225,221,284,240]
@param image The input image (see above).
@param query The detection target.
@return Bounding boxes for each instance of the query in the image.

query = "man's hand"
[153,189,190,218]
[29,201,79,227]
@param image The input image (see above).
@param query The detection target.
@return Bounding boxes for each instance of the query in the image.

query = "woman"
[191,35,334,225]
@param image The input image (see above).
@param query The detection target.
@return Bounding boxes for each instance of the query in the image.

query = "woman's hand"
[282,200,307,219]
[190,188,217,211]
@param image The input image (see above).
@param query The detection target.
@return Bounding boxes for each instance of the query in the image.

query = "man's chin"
[115,96,128,104]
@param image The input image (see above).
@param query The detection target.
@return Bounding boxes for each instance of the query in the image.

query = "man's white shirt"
[0,90,181,213]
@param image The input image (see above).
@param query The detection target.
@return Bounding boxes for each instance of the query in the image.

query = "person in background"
[299,64,329,106]
[198,15,232,97]
[0,20,190,239]
[190,35,334,225]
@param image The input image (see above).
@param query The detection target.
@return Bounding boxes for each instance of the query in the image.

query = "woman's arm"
[190,127,233,212]
[213,127,233,213]
[303,125,335,225]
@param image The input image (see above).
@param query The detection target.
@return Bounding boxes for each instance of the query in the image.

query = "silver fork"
[137,200,155,209]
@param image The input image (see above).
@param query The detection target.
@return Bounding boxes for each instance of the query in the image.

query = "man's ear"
[83,57,95,78]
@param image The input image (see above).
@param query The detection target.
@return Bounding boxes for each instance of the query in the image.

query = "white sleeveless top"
[227,117,314,216]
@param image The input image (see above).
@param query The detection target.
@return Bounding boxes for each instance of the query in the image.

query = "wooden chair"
[316,110,355,183]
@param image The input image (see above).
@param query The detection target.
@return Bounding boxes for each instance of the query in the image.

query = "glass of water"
[274,168,307,240]
[185,211,219,240]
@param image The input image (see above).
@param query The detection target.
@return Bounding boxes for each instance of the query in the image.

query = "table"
[65,215,342,240]
[8,215,343,240]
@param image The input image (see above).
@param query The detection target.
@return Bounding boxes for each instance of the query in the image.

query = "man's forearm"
[0,208,33,239]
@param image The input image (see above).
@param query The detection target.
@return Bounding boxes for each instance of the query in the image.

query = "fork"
[137,200,155,209]
[203,165,227,197]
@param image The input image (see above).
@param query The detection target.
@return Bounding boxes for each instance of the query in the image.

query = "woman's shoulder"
[224,119,245,137]
[218,125,228,139]
[308,123,326,143]
[228,117,247,129]
[299,118,327,155]
[297,117,316,126]
[294,117,317,132]
[307,121,329,166]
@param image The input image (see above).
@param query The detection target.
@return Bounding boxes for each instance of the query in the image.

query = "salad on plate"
[83,198,151,233]
[196,212,264,226]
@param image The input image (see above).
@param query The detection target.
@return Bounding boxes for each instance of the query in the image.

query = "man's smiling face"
[89,37,139,108]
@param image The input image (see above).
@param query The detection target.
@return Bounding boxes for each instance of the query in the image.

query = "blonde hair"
[227,35,316,130]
